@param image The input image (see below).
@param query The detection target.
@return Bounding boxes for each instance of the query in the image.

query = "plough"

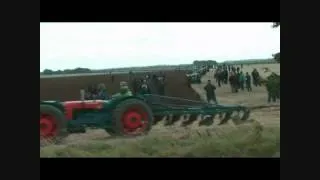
[40,94,250,142]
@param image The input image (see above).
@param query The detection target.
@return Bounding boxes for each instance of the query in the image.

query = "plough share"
[40,94,250,142]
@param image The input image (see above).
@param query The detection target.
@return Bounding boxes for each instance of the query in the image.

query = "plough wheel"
[111,99,154,136]
[40,105,67,143]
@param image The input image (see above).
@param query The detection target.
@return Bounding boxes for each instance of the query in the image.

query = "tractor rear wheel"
[109,99,154,136]
[40,105,68,144]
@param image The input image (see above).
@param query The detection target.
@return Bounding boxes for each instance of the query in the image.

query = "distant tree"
[273,52,280,63]
[43,69,54,75]
[207,60,217,65]
[193,60,200,66]
[272,22,280,63]
[72,67,91,74]
[56,70,63,74]
[63,69,72,74]
[41,67,93,75]
[272,22,280,28]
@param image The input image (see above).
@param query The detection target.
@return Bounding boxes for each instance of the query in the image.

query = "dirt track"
[40,70,200,101]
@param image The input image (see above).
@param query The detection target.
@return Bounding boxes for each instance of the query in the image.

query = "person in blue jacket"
[97,83,108,100]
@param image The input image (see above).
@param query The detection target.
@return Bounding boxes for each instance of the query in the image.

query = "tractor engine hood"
[63,100,108,104]
[62,100,110,120]
[62,100,110,109]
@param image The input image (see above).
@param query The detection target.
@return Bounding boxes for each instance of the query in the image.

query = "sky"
[40,23,280,71]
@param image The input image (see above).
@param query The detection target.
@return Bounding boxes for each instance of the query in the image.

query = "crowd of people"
[83,65,279,105]
[213,65,261,93]
[84,72,167,100]
[84,83,108,100]
[130,72,166,96]
[204,64,280,104]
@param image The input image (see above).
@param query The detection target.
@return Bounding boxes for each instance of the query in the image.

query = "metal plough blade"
[231,109,251,125]
[198,114,215,126]
[231,110,243,125]
[241,109,250,121]
[218,112,232,125]
[181,114,199,127]
[164,114,181,126]
[153,115,165,125]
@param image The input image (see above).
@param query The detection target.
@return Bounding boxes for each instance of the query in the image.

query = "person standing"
[235,71,240,92]
[245,72,252,92]
[97,83,108,100]
[139,79,150,95]
[265,73,279,103]
[236,67,240,73]
[204,80,217,104]
[239,72,245,91]
[216,69,222,87]
[251,69,260,87]
[229,72,237,93]
[223,69,228,84]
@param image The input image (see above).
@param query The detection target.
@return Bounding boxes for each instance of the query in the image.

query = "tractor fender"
[108,95,147,110]
[40,101,65,113]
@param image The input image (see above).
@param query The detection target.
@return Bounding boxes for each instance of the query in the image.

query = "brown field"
[40,70,200,101]
[40,63,280,157]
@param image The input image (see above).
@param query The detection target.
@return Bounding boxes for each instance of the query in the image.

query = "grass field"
[40,63,280,157]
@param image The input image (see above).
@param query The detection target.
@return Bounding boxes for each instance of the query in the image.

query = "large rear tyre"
[109,99,154,136]
[40,105,68,144]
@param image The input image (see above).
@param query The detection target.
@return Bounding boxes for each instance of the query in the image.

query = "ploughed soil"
[40,70,201,101]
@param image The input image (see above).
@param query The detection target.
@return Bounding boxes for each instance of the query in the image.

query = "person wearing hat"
[112,81,133,98]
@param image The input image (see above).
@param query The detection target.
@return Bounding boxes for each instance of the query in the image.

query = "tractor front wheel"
[110,99,154,136]
[40,105,67,144]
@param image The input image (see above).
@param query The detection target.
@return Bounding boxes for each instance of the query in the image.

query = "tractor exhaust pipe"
[80,89,85,101]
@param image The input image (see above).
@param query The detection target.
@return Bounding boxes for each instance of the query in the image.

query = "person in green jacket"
[112,81,133,98]
[265,73,280,103]
[239,71,245,91]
